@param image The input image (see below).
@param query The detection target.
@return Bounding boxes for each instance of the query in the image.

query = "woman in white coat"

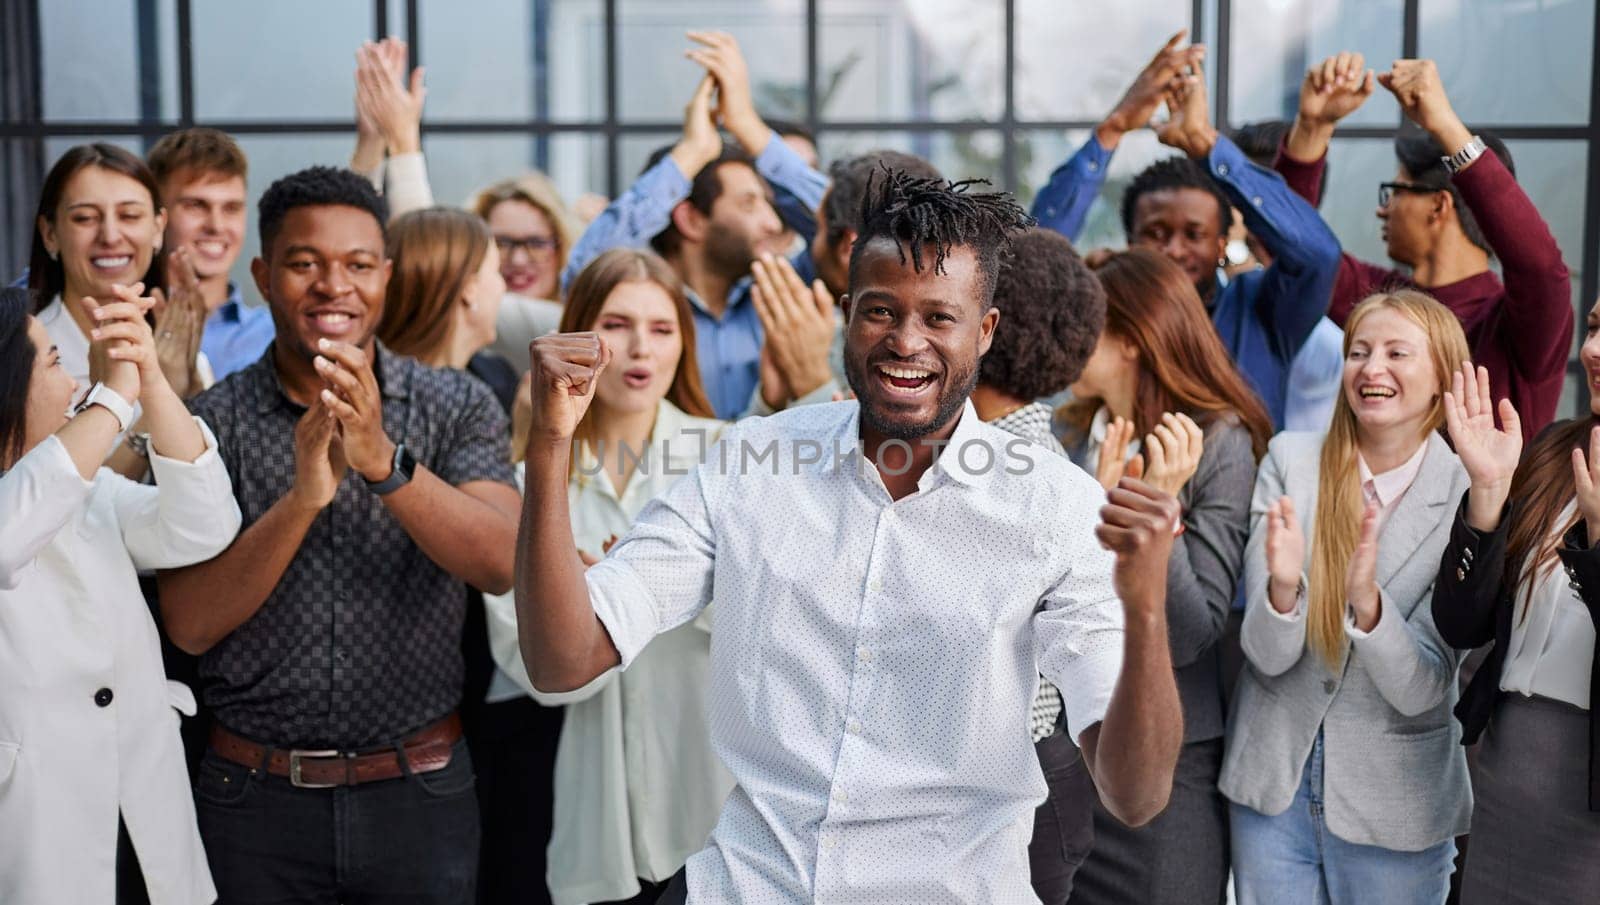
[0,284,241,905]
[486,249,731,905]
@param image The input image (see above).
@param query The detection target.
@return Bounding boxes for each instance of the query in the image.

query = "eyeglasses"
[1377,181,1438,208]
[494,235,558,257]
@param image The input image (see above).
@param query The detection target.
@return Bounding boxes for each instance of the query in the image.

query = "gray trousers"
[1069,737,1229,905]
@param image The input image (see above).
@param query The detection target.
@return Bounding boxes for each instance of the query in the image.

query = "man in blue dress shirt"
[148,128,275,380]
[1031,33,1340,431]
[560,31,828,419]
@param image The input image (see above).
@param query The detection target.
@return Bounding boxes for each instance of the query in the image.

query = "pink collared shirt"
[1357,441,1430,531]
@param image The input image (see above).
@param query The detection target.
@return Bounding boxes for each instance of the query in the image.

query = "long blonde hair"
[1306,290,1470,667]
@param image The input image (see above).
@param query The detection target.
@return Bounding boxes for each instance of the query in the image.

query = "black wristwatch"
[365,442,416,496]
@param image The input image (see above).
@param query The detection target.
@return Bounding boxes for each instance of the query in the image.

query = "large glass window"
[5,0,1597,415]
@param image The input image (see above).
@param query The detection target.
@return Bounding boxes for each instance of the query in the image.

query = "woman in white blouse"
[0,284,241,904]
[1221,291,1472,904]
[27,143,213,477]
[1432,302,1600,903]
[486,248,728,905]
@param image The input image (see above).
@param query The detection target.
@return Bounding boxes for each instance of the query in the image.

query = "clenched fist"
[527,332,613,451]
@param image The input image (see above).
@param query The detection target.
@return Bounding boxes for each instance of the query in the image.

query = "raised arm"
[1384,59,1574,388]
[1032,32,1203,240]
[353,37,435,218]
[688,31,828,220]
[0,316,132,583]
[517,333,624,691]
[1275,52,1399,325]
[1158,65,1339,358]
[1432,362,1523,648]
[1075,478,1185,827]
[560,75,722,291]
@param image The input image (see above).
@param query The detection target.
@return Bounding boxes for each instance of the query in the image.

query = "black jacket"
[1431,492,1600,810]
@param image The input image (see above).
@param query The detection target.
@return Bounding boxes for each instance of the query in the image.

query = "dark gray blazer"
[1219,430,1472,851]
[1062,415,1257,743]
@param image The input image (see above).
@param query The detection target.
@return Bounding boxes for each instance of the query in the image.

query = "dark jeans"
[196,738,481,904]
[463,695,563,905]
[653,869,688,905]
[1030,730,1097,905]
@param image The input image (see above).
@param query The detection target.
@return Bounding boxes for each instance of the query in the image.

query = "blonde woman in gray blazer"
[1220,291,1473,905]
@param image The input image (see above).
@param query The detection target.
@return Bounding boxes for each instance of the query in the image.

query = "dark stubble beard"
[845,352,978,442]
[703,220,759,283]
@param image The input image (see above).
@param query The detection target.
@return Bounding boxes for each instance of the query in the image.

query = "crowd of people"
[0,24,1593,905]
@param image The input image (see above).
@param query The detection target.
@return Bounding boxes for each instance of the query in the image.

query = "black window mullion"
[1000,0,1016,193]
[603,0,618,197]
[176,0,193,126]
[1581,0,1600,416]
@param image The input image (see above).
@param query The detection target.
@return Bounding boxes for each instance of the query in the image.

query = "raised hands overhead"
[1443,361,1522,531]
[1300,52,1377,127]
[355,37,426,157]
[1097,30,1206,151]
[1286,51,1378,161]
[669,74,725,179]
[1154,59,1216,159]
[686,31,769,155]
[1378,59,1472,152]
[751,253,835,409]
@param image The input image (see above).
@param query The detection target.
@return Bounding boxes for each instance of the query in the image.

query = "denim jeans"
[1230,733,1455,905]
[195,738,481,904]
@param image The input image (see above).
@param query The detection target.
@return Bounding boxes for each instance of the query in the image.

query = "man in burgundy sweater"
[1272,52,1572,440]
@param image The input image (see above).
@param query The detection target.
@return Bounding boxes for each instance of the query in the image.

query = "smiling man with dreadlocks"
[516,167,1185,904]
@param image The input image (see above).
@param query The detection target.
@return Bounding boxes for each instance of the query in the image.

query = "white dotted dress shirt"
[580,400,1125,903]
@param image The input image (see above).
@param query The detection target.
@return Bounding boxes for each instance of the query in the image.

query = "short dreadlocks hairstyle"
[849,167,1034,308]
[822,151,942,248]
[979,228,1106,401]
[1120,156,1235,239]
[258,165,388,256]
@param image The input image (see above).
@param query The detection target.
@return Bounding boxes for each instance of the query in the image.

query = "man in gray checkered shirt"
[156,166,520,904]
[970,226,1109,905]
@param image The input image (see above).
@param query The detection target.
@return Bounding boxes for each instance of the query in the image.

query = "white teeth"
[879,365,932,380]
[91,256,132,268]
[1359,387,1396,398]
[195,241,226,256]
[313,313,353,324]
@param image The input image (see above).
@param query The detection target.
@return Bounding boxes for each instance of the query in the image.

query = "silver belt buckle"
[288,749,341,789]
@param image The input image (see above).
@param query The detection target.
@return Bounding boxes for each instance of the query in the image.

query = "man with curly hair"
[518,169,1184,903]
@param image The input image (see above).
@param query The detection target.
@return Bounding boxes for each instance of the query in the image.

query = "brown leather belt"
[209,713,462,789]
